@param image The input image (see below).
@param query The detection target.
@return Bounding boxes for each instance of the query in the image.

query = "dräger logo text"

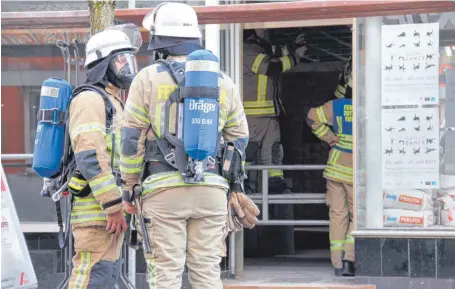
[189,100,216,113]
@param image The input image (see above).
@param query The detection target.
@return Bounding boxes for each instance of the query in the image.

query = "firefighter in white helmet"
[120,2,259,289]
[67,27,140,288]
[306,57,354,277]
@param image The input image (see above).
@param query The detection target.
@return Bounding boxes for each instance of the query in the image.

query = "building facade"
[2,1,455,288]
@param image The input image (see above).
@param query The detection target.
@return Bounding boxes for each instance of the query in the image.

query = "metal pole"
[229,231,235,276]
[234,229,244,278]
[205,0,220,58]
[246,164,326,170]
[1,154,33,160]
[261,169,269,221]
[364,17,383,228]
[128,248,136,287]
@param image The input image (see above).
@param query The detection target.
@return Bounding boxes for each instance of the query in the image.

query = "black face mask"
[107,68,134,91]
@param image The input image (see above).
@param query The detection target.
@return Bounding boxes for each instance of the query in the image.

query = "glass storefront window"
[355,12,455,230]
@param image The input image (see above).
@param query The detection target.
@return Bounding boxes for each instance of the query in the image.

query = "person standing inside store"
[306,57,354,276]
[243,29,307,256]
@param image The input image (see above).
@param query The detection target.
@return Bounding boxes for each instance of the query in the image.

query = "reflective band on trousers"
[72,197,101,211]
[142,171,229,195]
[146,258,158,289]
[72,251,91,289]
[330,240,345,251]
[89,174,118,197]
[268,169,283,178]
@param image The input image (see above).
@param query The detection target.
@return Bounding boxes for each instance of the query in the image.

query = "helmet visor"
[105,23,143,51]
[110,51,138,76]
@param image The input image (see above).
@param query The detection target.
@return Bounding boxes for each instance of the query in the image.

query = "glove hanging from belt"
[227,192,260,231]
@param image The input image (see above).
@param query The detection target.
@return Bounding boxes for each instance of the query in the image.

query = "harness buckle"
[208,156,216,165]
[164,152,176,165]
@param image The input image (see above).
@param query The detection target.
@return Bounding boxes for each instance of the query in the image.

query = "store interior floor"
[224,254,355,286]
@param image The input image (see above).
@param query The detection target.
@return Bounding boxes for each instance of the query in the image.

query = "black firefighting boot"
[334,268,343,277]
[341,260,355,276]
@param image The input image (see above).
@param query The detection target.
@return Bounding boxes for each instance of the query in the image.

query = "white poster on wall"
[381,23,439,106]
[382,108,440,189]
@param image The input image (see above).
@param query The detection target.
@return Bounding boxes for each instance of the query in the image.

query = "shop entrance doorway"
[236,19,355,282]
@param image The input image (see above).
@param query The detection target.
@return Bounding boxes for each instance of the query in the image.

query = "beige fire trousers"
[141,186,228,289]
[326,180,354,268]
[68,226,124,289]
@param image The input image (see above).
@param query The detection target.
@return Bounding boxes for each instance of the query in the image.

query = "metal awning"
[2,0,455,30]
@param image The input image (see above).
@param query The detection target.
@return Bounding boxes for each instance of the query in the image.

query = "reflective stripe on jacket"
[69,83,124,227]
[120,56,249,196]
[243,42,300,117]
[306,99,353,184]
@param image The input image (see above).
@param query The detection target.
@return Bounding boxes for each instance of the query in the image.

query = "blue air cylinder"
[183,50,220,161]
[32,78,73,178]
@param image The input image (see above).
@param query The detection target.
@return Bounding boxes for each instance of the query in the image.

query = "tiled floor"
[223,258,374,288]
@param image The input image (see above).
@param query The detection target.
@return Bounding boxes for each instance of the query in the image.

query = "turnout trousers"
[141,186,228,289]
[326,180,354,268]
[68,226,124,289]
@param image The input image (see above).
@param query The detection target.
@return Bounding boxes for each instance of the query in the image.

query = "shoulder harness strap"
[72,84,116,130]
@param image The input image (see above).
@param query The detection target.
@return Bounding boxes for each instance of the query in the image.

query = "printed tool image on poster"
[1,164,38,289]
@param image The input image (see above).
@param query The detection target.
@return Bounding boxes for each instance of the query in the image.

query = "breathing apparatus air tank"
[32,78,73,178]
[182,50,220,171]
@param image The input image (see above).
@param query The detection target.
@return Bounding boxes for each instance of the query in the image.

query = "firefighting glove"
[228,192,260,230]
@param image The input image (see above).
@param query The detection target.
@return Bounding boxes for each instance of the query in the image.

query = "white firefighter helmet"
[142,2,202,39]
[84,29,138,68]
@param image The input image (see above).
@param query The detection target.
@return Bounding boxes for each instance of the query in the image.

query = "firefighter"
[67,28,139,288]
[243,29,307,194]
[306,57,354,276]
[243,29,307,256]
[120,3,258,288]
